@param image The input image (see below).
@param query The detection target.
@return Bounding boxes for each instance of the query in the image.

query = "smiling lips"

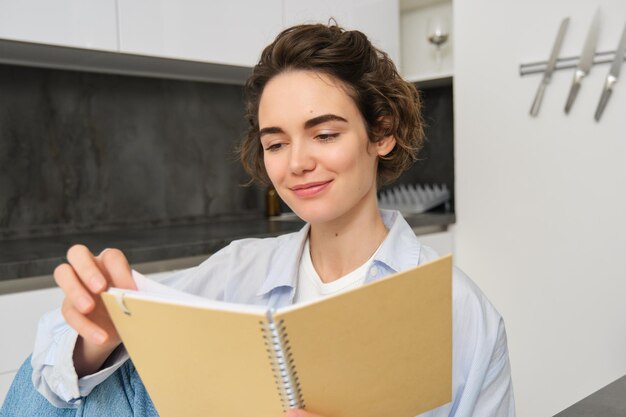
[290,180,332,197]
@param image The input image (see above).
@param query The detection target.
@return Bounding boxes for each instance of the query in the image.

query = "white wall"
[453,1,626,416]
[401,1,454,80]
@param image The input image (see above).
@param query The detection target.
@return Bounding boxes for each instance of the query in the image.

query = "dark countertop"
[0,212,454,292]
[553,375,626,417]
[0,218,303,281]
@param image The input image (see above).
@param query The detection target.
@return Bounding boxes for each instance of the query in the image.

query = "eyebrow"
[304,114,348,129]
[259,114,348,137]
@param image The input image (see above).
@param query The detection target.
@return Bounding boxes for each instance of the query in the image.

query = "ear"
[373,116,396,157]
[374,134,397,157]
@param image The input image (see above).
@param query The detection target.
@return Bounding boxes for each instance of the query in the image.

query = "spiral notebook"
[101,255,452,417]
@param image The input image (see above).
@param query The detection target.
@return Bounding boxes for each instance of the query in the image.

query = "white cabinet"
[118,0,400,67]
[0,0,118,51]
[400,0,453,83]
[0,287,64,374]
[0,1,403,82]
[0,286,64,403]
[117,0,284,67]
[284,0,400,65]
[0,371,16,405]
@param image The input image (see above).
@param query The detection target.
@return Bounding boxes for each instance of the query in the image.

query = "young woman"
[2,24,515,417]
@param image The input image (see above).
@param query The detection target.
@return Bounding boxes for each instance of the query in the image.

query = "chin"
[289,209,324,224]
[289,203,347,225]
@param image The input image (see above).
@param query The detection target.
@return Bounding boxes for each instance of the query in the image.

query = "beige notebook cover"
[101,254,452,417]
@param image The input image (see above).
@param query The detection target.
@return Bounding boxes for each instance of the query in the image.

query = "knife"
[564,9,601,113]
[594,21,626,121]
[530,17,570,117]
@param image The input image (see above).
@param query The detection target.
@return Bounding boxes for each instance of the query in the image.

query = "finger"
[61,299,108,345]
[98,248,136,290]
[283,410,325,417]
[54,263,96,314]
[66,244,107,293]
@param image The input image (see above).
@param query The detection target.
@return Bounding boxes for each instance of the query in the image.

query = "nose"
[289,141,316,175]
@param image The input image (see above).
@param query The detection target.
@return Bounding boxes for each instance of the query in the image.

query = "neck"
[308,193,388,283]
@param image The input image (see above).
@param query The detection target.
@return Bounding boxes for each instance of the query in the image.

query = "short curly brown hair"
[239,23,424,186]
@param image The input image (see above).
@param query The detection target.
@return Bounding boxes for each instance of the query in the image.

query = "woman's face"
[258,70,395,225]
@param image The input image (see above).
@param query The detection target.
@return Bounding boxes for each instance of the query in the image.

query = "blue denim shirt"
[31,210,515,416]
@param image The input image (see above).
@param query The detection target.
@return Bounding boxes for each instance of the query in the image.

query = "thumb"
[284,409,326,417]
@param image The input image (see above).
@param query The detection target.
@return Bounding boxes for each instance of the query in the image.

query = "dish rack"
[378,183,450,214]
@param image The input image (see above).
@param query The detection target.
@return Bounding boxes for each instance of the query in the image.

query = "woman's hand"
[283,409,327,417]
[54,245,136,377]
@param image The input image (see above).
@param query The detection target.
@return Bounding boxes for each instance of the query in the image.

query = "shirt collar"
[372,209,422,274]
[256,210,421,296]
[256,222,310,296]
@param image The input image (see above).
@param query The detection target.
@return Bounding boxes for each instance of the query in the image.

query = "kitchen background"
[0,65,452,238]
[1,0,625,416]
[0,64,256,238]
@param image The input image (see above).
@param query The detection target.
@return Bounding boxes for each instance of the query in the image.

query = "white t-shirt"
[294,238,378,303]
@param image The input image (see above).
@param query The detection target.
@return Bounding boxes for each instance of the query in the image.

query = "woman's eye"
[264,143,284,152]
[316,133,339,141]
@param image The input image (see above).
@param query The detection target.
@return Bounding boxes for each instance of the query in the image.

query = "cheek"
[323,146,358,171]
[263,154,284,185]
[328,146,377,177]
[351,149,379,190]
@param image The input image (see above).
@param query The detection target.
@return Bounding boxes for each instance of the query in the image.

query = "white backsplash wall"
[453,1,626,416]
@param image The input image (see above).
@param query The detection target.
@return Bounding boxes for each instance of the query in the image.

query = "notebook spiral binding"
[260,311,305,411]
